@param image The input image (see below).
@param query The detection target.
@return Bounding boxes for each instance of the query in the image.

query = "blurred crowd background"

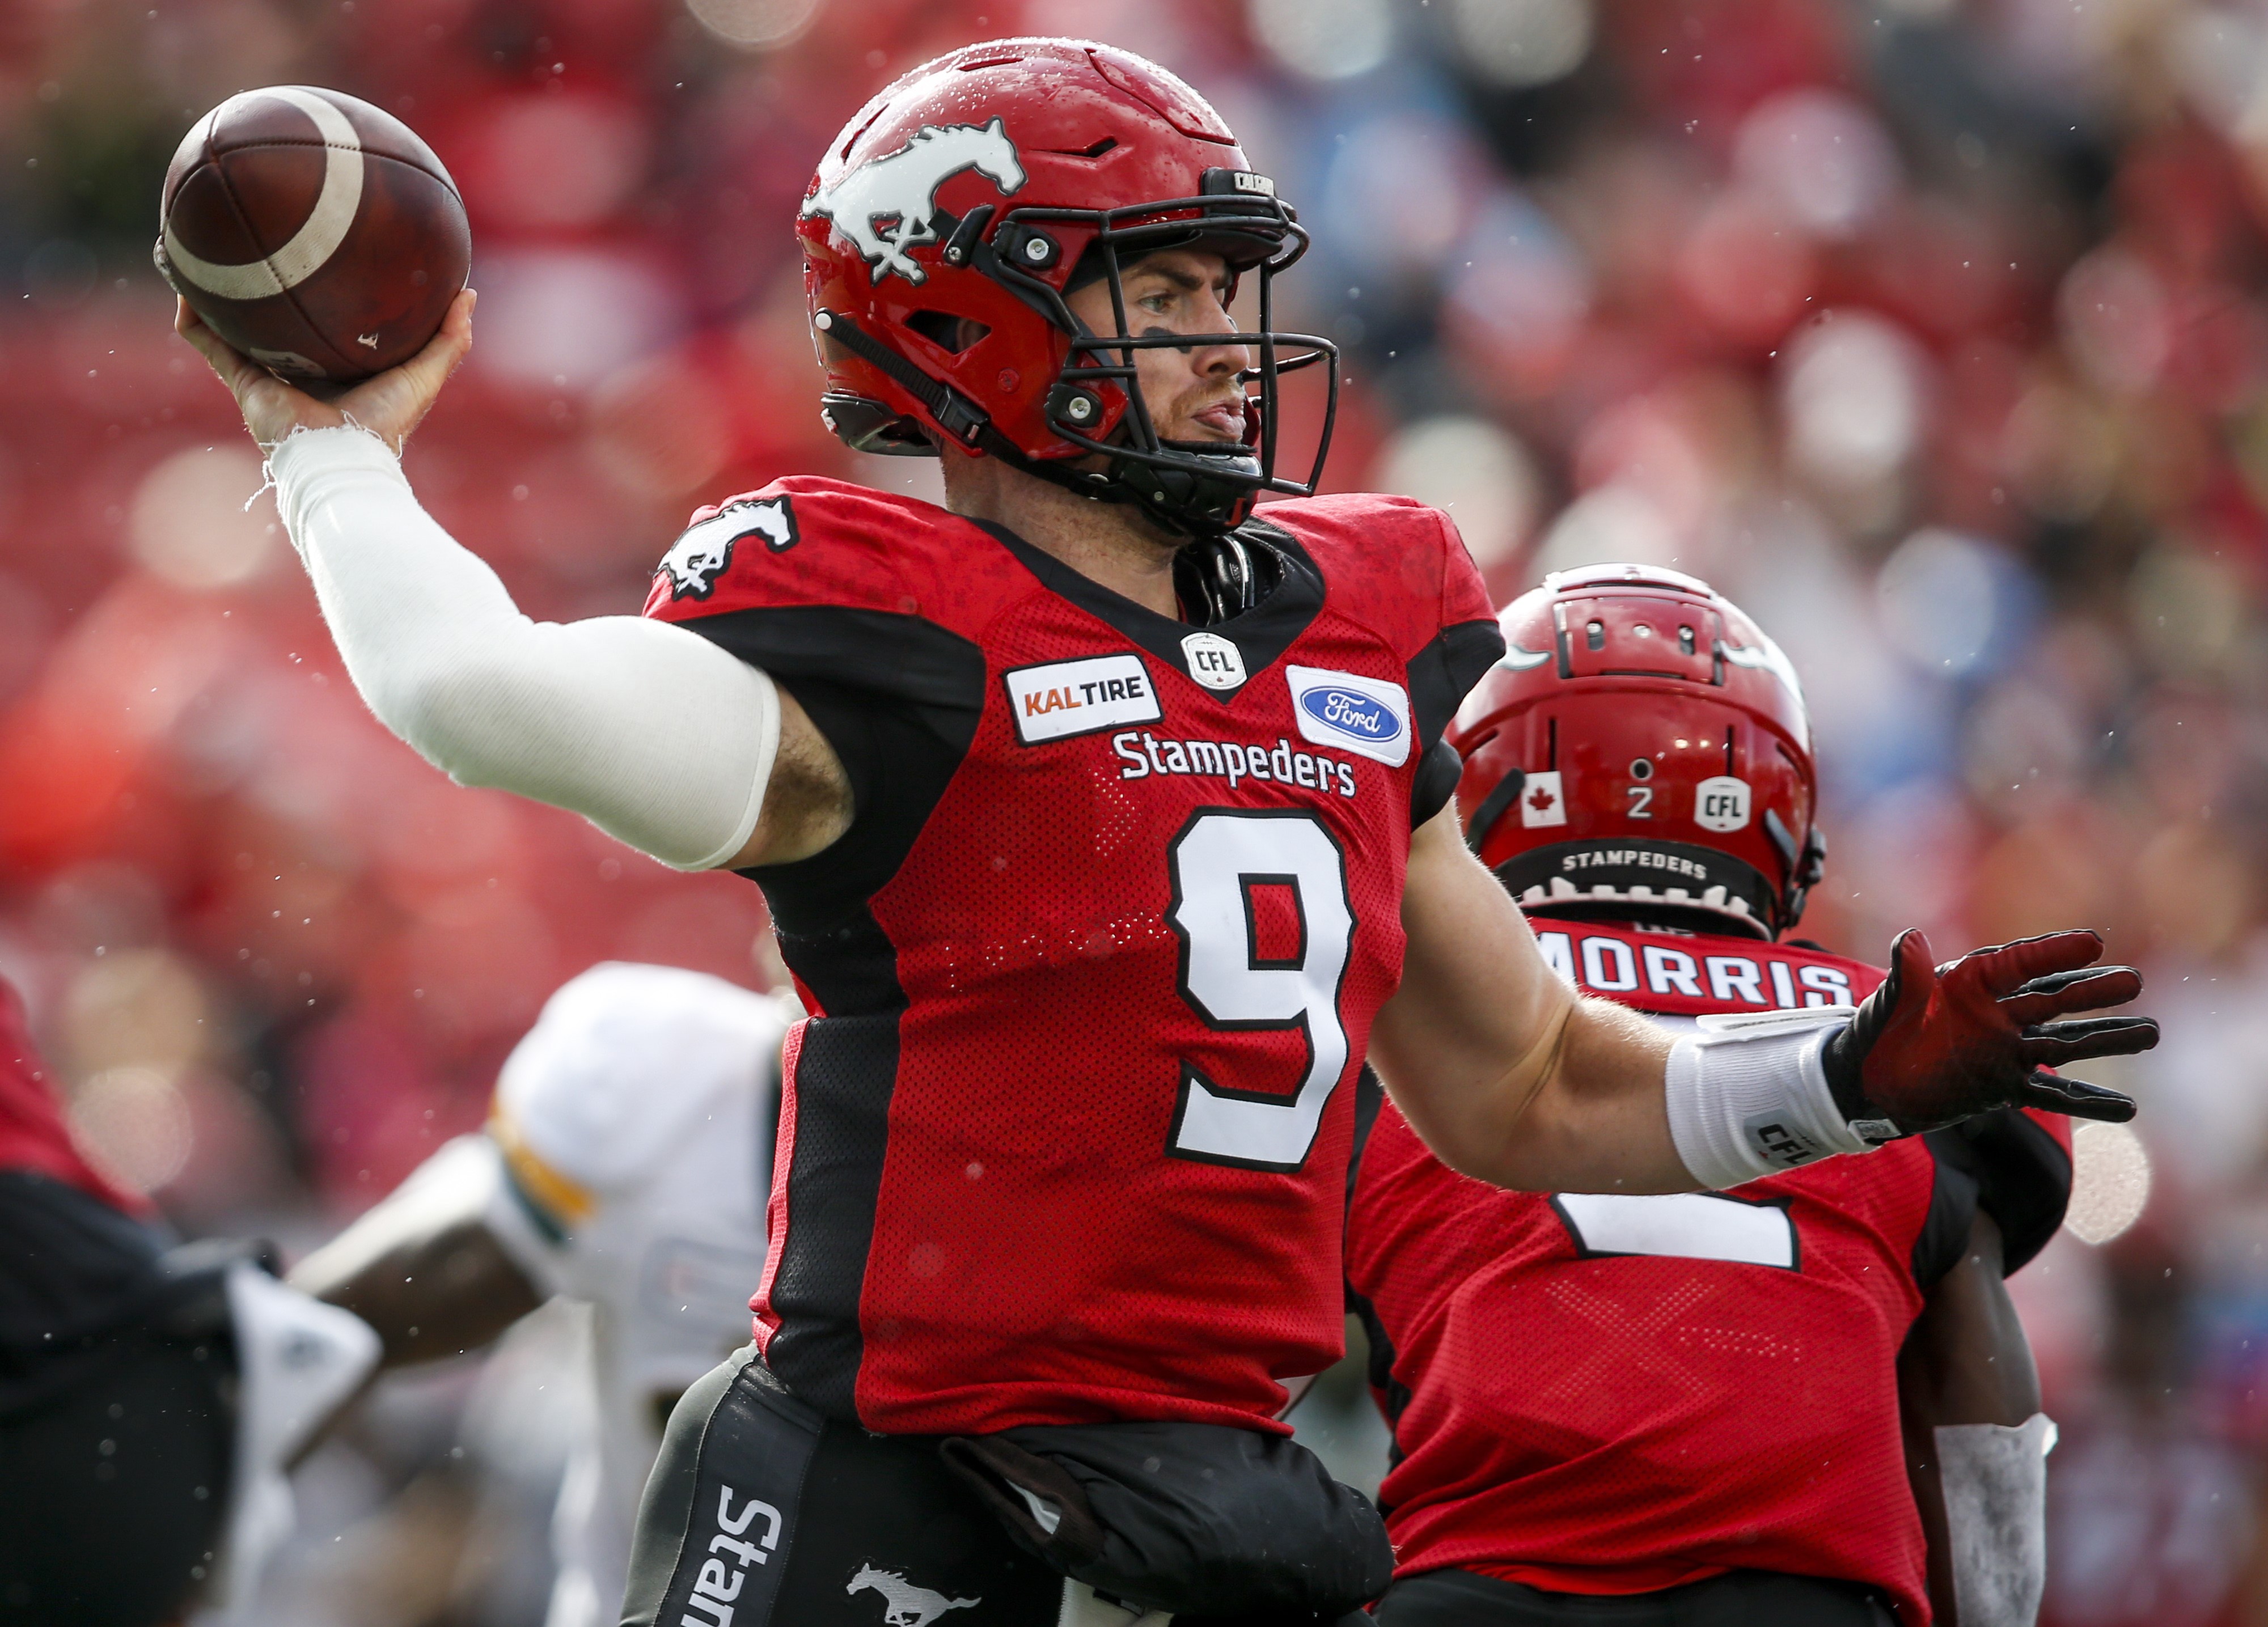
[2,0,2265,1620]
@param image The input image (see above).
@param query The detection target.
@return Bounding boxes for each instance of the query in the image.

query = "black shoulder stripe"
[679,605,987,747]
[764,1011,900,1420]
[1930,1110,2073,1276]
[1344,1065,1385,1219]
[1912,1135,1981,1290]
[1408,619,1507,756]
[1342,1281,1412,1487]
[1410,738,1464,827]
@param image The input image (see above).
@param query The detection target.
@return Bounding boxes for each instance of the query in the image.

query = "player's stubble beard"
[938,363,1252,570]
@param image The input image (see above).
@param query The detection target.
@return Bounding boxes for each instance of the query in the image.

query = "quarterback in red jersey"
[1349,565,2070,1627]
[179,38,2153,1626]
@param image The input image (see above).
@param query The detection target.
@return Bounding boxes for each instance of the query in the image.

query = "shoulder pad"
[642,476,989,624]
[1255,493,1495,658]
[1923,1108,2074,1275]
[492,963,790,1198]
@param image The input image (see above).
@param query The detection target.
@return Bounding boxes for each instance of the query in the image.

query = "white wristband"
[1664,1007,1892,1189]
[1937,1414,2053,1627]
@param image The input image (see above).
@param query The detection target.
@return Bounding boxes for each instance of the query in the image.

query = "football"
[155,85,470,386]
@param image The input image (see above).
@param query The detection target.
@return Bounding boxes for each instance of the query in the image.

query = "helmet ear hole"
[903,311,991,355]
[819,392,937,457]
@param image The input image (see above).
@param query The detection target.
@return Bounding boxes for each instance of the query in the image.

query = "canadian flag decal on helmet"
[802,118,1027,285]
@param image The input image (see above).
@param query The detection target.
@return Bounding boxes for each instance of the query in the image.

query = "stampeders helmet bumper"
[798,40,1339,536]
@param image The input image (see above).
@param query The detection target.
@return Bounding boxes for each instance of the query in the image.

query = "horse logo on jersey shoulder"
[655,496,799,601]
[802,120,1026,285]
[846,1565,979,1626]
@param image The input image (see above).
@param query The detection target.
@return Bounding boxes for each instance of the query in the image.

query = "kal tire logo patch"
[1006,653,1162,744]
[802,120,1026,285]
[1285,665,1410,767]
[657,496,798,600]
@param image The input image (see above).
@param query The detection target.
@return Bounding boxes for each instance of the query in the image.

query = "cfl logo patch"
[1745,1114,1825,1170]
[1694,776,1751,834]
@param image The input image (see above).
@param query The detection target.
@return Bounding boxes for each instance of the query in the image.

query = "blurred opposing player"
[178,39,2152,1625]
[289,963,789,1627]
[1348,565,2069,1627]
[0,974,374,1626]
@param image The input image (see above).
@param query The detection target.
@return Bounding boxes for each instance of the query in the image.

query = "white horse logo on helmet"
[803,119,1026,285]
[845,1565,979,1626]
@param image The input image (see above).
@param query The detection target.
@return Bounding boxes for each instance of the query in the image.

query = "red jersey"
[0,976,146,1215]
[1345,918,2072,1624]
[644,478,1500,1435]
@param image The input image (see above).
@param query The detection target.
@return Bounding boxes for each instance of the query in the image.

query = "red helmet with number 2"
[1449,563,1826,940]
[797,38,1336,538]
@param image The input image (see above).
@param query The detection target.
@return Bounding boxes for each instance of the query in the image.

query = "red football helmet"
[1450,563,1827,940]
[797,38,1336,537]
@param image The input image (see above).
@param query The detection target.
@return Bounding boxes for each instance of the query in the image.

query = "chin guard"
[1173,528,1284,626]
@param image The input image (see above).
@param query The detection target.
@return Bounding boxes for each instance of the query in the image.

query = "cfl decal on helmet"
[801,118,1026,285]
[1693,775,1752,833]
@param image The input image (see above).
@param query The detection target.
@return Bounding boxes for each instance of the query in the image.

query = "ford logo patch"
[1300,687,1401,741]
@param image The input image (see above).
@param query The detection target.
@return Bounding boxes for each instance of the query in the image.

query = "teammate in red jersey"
[177,40,2153,1626]
[1349,565,2068,1627]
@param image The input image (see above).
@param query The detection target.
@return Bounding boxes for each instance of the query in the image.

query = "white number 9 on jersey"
[1166,811,1355,1171]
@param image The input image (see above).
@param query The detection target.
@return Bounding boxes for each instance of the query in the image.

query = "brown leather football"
[156,86,470,385]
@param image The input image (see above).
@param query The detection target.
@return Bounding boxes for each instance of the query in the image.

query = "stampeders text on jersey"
[1112,730,1359,798]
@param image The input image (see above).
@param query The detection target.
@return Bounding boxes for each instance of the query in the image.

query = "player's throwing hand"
[1823,929,2153,1132]
[174,286,475,455]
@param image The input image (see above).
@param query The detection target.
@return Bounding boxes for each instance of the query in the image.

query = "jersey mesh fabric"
[1348,922,1950,1620]
[646,478,1500,1435]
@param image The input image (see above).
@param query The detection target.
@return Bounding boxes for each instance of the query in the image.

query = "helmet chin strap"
[976,417,1265,539]
[811,310,1282,539]
[1105,438,1264,537]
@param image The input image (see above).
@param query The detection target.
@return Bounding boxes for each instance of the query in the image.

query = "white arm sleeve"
[1936,1414,2053,1627]
[268,425,778,870]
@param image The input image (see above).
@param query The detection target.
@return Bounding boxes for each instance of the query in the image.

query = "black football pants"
[1372,1567,1898,1627]
[620,1345,1372,1627]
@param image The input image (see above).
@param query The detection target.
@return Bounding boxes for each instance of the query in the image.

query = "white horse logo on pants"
[803,120,1025,285]
[846,1564,980,1626]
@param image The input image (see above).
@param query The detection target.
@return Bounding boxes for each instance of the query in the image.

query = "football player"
[1348,565,2066,1627]
[175,40,2154,1626]
[0,974,375,1626]
[286,963,790,1627]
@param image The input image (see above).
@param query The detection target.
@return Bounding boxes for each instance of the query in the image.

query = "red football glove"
[1822,929,2154,1134]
